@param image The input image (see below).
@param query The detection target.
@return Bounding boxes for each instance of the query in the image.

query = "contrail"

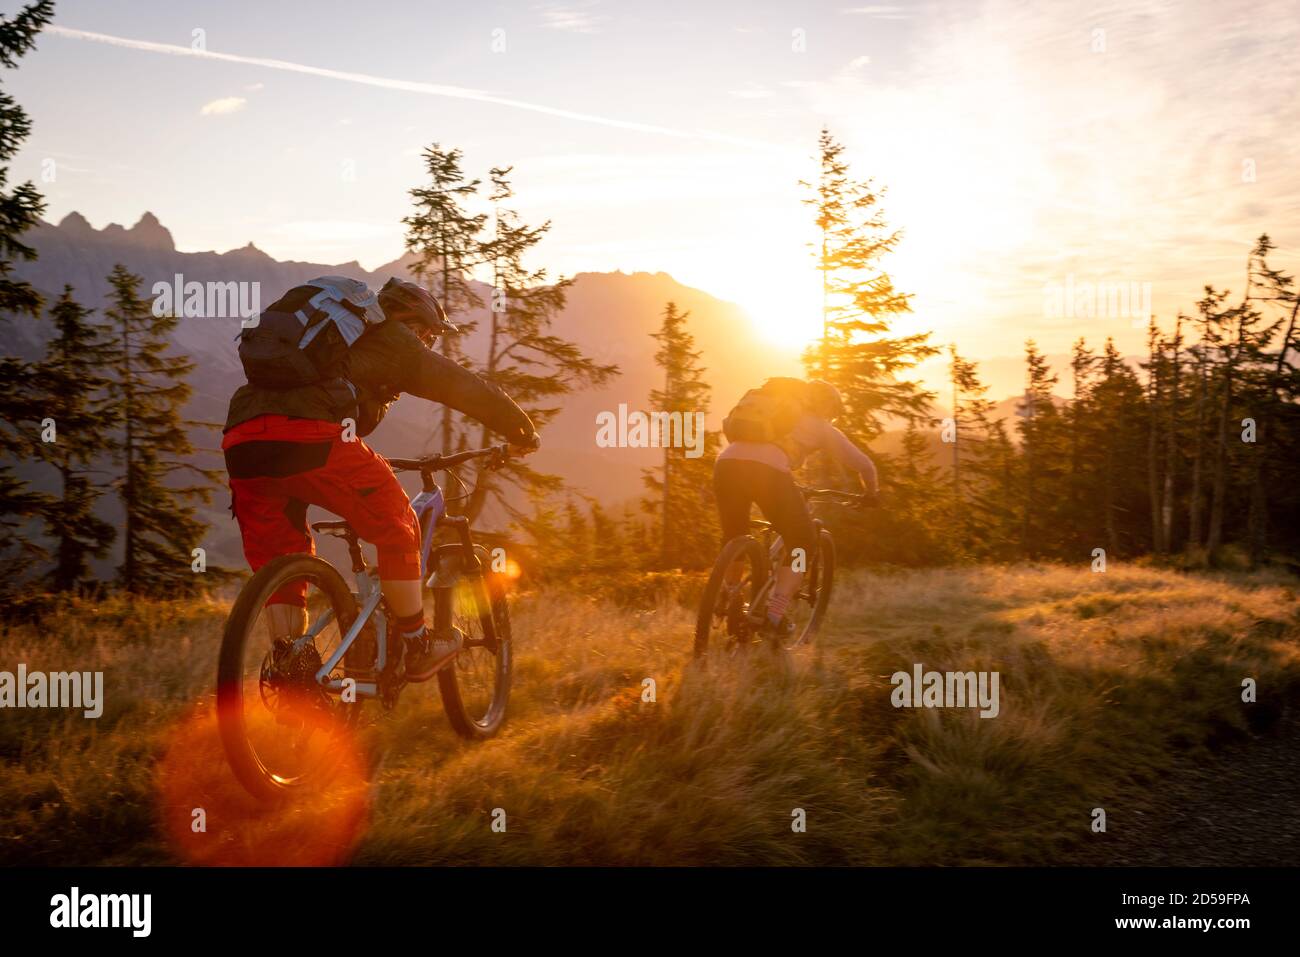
[47,25,777,151]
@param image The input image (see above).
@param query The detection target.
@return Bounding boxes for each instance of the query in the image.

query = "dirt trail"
[1084,712,1300,866]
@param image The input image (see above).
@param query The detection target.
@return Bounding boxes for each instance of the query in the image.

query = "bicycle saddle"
[311,520,357,540]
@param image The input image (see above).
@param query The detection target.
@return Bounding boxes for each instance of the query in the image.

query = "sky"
[7,0,1300,380]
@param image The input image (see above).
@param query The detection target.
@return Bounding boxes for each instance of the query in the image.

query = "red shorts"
[223,415,421,605]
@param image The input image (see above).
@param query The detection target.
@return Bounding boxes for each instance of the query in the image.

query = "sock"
[395,611,426,643]
[766,591,791,625]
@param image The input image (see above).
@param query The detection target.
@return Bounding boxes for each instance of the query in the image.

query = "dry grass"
[2,563,1297,865]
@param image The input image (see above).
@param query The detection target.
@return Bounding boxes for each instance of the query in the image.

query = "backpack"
[238,276,387,390]
[722,377,813,445]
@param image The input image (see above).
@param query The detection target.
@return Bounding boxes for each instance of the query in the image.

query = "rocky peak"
[125,211,175,250]
[52,210,175,250]
[56,211,96,237]
[226,241,271,260]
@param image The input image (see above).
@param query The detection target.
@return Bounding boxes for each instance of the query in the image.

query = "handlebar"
[387,443,511,476]
[800,486,859,502]
[799,486,879,508]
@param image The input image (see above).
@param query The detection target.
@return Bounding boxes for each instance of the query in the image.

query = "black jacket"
[225,318,534,444]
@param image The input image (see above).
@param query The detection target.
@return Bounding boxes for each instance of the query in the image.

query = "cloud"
[729,84,774,100]
[842,5,913,19]
[46,24,776,151]
[538,3,607,33]
[499,150,802,208]
[200,96,246,115]
[795,0,1300,356]
[269,220,393,242]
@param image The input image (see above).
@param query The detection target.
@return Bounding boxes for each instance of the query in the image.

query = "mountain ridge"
[5,211,1078,569]
[5,212,800,563]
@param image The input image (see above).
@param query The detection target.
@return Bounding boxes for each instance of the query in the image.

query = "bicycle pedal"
[379,674,405,711]
[378,654,406,709]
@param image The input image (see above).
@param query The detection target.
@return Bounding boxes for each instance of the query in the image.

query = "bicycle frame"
[305,479,462,702]
[301,444,509,696]
[748,515,829,610]
[741,484,860,619]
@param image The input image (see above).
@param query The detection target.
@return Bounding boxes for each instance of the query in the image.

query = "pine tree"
[1184,286,1233,555]
[946,346,997,556]
[1206,246,1275,558]
[967,414,1019,560]
[1016,341,1064,558]
[588,501,627,573]
[620,503,651,570]
[0,0,50,321]
[1142,313,1186,555]
[1092,339,1148,555]
[512,491,564,583]
[643,302,718,569]
[403,144,489,454]
[562,499,591,572]
[33,288,116,591]
[1065,338,1098,556]
[883,421,952,565]
[800,127,936,447]
[461,164,618,525]
[0,347,48,572]
[1244,235,1299,562]
[0,1,55,570]
[103,265,219,596]
[1162,316,1188,553]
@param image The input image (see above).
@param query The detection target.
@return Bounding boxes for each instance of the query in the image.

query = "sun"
[740,284,824,350]
[697,241,824,351]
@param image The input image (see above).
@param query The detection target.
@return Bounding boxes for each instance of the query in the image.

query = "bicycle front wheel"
[781,527,836,649]
[437,544,513,740]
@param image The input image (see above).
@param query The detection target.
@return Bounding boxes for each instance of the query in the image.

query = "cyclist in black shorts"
[714,379,879,635]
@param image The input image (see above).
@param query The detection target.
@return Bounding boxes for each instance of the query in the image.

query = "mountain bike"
[694,487,863,658]
[217,444,515,802]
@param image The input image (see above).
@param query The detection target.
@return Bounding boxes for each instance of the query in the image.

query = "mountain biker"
[222,276,540,681]
[714,377,878,636]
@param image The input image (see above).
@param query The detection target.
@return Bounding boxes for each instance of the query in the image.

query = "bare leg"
[380,579,424,619]
[767,564,805,623]
[266,604,307,642]
[773,565,804,598]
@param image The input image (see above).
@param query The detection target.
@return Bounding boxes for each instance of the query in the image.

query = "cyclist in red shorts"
[223,276,539,681]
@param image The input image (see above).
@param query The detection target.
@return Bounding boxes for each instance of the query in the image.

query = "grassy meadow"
[2,563,1297,866]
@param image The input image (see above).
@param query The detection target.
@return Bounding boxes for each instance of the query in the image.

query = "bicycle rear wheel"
[695,535,770,659]
[437,544,513,740]
[217,554,365,802]
[779,528,836,650]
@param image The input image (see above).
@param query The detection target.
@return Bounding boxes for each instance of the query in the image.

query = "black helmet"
[379,278,457,346]
[807,379,845,420]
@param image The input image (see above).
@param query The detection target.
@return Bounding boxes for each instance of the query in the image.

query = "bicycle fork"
[426,516,499,655]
